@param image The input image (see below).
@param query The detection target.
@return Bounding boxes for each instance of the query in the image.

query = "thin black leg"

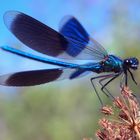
[120,72,137,99]
[101,74,120,90]
[125,71,128,86]
[101,74,120,100]
[90,73,119,106]
[99,75,114,97]
[99,76,114,98]
[119,73,136,97]
[128,69,137,85]
[128,69,138,98]
[120,74,125,88]
[90,78,103,106]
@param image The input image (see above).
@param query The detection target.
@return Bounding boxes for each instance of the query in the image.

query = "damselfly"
[0,11,139,105]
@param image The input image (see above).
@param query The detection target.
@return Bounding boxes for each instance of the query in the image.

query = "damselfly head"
[123,57,139,70]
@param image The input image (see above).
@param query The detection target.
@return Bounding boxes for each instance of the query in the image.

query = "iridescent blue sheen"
[0,10,139,105]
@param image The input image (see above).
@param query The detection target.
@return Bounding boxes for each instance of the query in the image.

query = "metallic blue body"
[99,55,123,73]
[1,46,123,73]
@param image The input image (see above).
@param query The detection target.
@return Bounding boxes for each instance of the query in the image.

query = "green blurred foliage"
[0,81,103,140]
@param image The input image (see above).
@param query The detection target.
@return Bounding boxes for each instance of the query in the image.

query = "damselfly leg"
[99,76,115,98]
[128,69,137,85]
[90,73,121,106]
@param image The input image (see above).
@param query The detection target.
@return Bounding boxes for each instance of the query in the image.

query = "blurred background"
[0,0,140,140]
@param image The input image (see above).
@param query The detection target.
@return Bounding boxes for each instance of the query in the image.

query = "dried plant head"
[96,86,140,140]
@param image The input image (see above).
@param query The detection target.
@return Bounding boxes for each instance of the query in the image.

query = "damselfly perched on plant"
[0,11,139,105]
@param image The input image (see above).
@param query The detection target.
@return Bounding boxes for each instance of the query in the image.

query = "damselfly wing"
[1,11,108,84]
[0,11,139,105]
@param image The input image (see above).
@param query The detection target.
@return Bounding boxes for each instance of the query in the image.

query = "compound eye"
[130,60,133,64]
[125,59,130,64]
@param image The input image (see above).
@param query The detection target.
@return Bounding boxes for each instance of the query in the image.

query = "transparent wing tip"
[0,74,11,86]
[3,10,21,30]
